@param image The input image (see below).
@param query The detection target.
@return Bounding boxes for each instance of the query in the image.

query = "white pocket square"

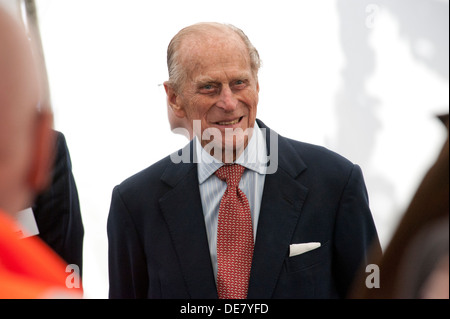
[289,242,321,257]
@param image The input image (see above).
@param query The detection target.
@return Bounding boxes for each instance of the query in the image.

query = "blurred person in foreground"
[350,114,449,299]
[108,22,381,299]
[0,7,82,298]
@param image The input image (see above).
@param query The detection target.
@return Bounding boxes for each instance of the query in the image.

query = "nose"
[216,85,238,111]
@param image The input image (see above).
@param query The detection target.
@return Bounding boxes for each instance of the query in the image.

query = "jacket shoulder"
[257,118,355,173]
[115,154,172,198]
[281,136,357,180]
[291,138,353,166]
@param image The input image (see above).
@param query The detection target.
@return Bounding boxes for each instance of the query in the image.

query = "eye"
[233,80,247,89]
[198,84,217,94]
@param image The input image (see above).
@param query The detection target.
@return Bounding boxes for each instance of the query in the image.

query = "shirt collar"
[196,122,268,184]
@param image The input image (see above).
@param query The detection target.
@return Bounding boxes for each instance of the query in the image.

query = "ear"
[164,81,186,118]
[27,109,55,193]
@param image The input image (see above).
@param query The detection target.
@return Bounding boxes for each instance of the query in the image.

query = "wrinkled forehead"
[178,29,251,75]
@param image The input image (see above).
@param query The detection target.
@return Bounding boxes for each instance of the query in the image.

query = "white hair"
[166,22,261,93]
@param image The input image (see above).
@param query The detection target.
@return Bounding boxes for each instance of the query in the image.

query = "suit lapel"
[159,142,218,299]
[247,120,309,299]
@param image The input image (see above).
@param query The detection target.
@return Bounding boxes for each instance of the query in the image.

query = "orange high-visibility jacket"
[0,210,82,298]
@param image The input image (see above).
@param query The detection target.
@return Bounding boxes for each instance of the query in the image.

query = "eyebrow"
[195,77,217,85]
[195,73,251,85]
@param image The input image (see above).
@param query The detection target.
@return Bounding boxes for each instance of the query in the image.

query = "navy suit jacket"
[107,119,381,299]
[32,131,84,276]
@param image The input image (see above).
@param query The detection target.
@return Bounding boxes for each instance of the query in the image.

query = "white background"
[11,0,449,298]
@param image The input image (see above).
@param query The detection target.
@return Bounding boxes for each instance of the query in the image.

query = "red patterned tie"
[215,164,254,299]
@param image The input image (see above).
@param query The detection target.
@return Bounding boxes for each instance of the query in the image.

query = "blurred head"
[164,22,261,162]
[0,8,54,214]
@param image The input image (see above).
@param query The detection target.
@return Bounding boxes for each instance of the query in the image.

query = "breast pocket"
[285,241,329,273]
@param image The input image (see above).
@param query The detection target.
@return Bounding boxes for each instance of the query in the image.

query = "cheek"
[242,90,259,115]
[185,95,214,120]
[251,94,259,113]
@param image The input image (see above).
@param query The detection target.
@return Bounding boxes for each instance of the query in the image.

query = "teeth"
[217,118,240,125]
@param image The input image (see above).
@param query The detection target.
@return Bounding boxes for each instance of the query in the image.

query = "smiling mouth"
[215,116,243,125]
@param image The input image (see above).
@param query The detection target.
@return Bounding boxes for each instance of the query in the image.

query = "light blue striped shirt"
[195,122,268,280]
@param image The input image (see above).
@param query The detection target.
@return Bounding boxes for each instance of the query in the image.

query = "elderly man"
[107,22,381,299]
[0,7,81,298]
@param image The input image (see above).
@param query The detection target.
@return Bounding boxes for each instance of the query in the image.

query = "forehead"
[179,30,252,80]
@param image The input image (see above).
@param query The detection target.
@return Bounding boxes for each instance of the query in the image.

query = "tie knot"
[215,164,245,188]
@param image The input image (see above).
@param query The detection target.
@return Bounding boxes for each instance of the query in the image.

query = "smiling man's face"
[167,27,259,162]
